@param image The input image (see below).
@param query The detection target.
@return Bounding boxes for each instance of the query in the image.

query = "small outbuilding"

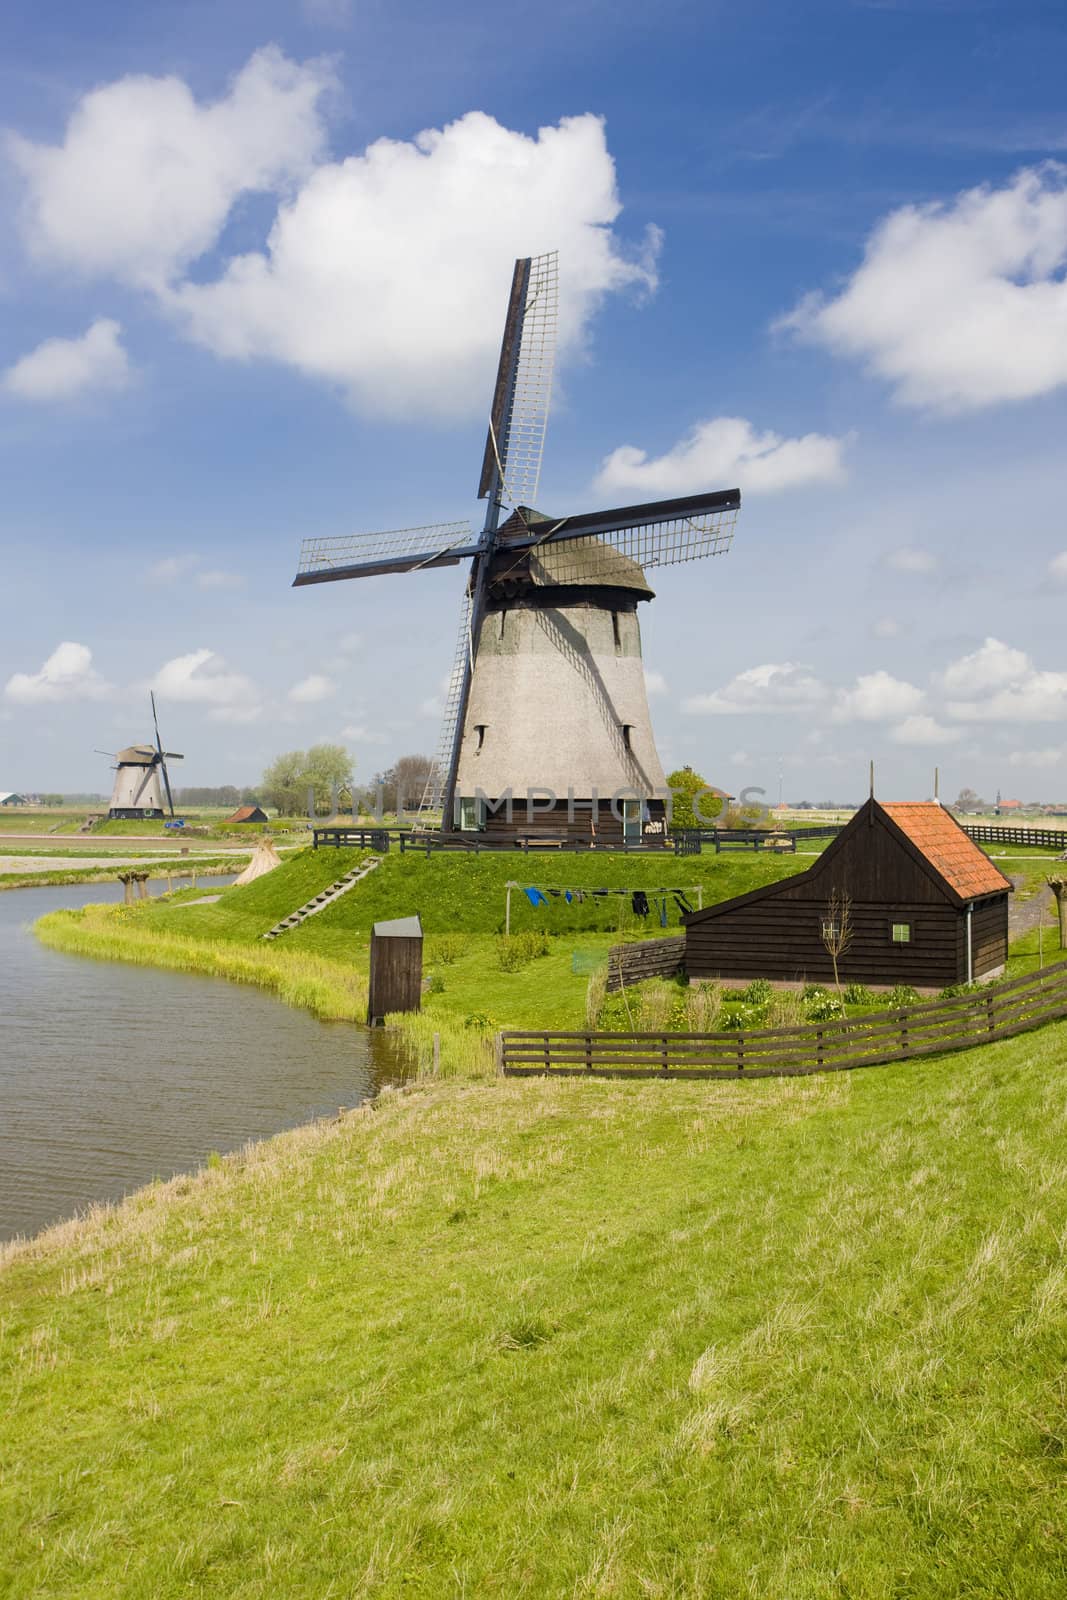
[684,799,1013,991]
[0,792,25,806]
[367,914,423,1025]
[227,805,269,824]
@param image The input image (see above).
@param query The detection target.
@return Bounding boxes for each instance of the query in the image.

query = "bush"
[427,933,464,966]
[766,990,803,1028]
[805,990,845,1023]
[496,929,550,972]
[686,983,722,1032]
[843,982,874,1006]
[721,1004,760,1031]
[886,984,921,1008]
[425,971,446,995]
[939,980,983,999]
[742,978,772,1005]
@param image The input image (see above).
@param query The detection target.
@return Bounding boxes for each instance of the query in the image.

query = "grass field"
[3,1029,1067,1598]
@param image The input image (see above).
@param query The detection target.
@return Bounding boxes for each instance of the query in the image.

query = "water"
[0,879,406,1242]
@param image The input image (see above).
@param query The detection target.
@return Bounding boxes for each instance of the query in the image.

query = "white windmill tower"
[292,252,741,842]
[101,694,183,819]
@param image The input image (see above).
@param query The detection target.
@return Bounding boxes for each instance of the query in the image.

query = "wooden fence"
[963,824,1067,850]
[500,958,1067,1080]
[606,936,685,993]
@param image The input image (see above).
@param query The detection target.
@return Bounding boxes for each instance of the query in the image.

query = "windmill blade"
[418,586,474,816]
[151,692,176,817]
[292,521,477,586]
[500,488,741,582]
[477,251,558,510]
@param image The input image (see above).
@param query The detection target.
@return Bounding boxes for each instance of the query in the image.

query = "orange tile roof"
[881,802,1013,902]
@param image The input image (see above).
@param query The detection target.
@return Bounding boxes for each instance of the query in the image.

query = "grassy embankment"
[3,1030,1067,1597]
[0,857,248,892]
[36,846,813,1070]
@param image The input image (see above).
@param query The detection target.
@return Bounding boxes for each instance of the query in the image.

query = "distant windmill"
[102,694,183,819]
[293,252,741,841]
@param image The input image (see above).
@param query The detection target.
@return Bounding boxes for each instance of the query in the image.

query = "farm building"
[0,792,26,806]
[684,799,1012,991]
[227,805,269,824]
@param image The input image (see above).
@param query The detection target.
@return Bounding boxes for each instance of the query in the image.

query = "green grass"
[3,1033,1067,1597]
[0,858,244,892]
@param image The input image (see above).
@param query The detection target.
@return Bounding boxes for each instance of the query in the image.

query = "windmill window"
[611,611,622,653]
[621,724,634,750]
[498,610,507,641]
[474,725,487,752]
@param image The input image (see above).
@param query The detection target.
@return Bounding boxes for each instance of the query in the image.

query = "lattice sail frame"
[296,521,475,580]
[521,504,739,585]
[494,251,558,509]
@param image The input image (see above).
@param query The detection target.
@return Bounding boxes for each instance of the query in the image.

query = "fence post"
[900,1009,909,1056]
[585,1034,593,1073]
[816,1028,824,1069]
[542,1032,550,1073]
[736,1031,744,1072]
[987,989,995,1033]
[494,1033,504,1076]
[661,1034,669,1075]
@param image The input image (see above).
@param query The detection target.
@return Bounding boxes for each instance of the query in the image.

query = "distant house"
[227,805,269,824]
[0,792,25,806]
[684,799,1012,991]
[997,798,1023,813]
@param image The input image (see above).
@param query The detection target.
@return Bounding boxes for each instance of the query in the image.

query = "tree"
[261,745,354,817]
[820,887,854,993]
[368,754,434,815]
[955,787,986,813]
[666,766,723,830]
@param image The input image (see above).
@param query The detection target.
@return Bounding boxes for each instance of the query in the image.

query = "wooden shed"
[684,799,1012,991]
[227,805,269,824]
[367,914,423,1025]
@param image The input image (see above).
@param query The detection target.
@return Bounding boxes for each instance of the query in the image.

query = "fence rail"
[963,824,1067,850]
[500,959,1067,1079]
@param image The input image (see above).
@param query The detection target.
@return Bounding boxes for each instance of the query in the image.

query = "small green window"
[891,922,912,944]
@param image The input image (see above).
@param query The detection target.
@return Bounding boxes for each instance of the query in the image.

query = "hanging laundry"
[658,896,668,928]
[574,890,584,904]
[632,890,650,917]
[524,887,548,908]
[565,890,573,904]
[673,891,694,916]
[547,889,562,898]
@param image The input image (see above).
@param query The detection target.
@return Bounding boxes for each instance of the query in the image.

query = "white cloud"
[1049,551,1067,583]
[942,637,1067,722]
[4,640,110,703]
[594,416,846,498]
[288,673,336,703]
[341,722,387,743]
[832,670,924,722]
[149,648,259,720]
[8,47,332,291]
[196,569,245,591]
[885,546,937,575]
[2,319,130,402]
[889,715,962,746]
[169,110,659,418]
[872,617,900,638]
[146,554,198,584]
[684,662,828,716]
[644,668,668,697]
[780,164,1067,412]
[1007,747,1063,768]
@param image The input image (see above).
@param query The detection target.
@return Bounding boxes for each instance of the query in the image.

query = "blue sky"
[2,0,1066,802]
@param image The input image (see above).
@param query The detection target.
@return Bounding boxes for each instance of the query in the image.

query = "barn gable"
[683,800,1012,990]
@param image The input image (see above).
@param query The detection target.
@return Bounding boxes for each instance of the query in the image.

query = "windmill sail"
[477,251,558,510]
[494,488,740,583]
[294,521,476,586]
[418,586,474,816]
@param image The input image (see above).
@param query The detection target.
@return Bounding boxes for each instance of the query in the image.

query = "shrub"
[496,929,549,972]
[767,990,803,1028]
[427,933,464,966]
[721,1004,759,1031]
[806,991,845,1023]
[637,980,675,1033]
[802,983,825,1000]
[742,977,772,1005]
[886,984,921,1008]
[939,980,983,999]
[425,971,446,995]
[843,982,874,1006]
[686,983,722,1032]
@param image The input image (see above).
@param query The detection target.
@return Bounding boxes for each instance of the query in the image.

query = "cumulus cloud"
[7,47,332,291]
[4,641,110,703]
[885,546,937,575]
[1007,746,1063,768]
[146,555,197,584]
[942,637,1067,722]
[780,164,1067,412]
[889,715,962,746]
[288,673,336,703]
[149,648,259,720]
[168,109,658,418]
[1050,551,1067,583]
[2,319,131,402]
[340,722,386,743]
[832,670,924,723]
[644,669,668,697]
[594,416,846,498]
[684,662,828,716]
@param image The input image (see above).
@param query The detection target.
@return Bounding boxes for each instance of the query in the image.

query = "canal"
[0,879,403,1243]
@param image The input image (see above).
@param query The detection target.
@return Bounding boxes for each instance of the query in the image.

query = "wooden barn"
[684,799,1013,991]
[227,804,269,824]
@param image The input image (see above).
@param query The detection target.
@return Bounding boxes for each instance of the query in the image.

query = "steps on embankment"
[261,855,382,940]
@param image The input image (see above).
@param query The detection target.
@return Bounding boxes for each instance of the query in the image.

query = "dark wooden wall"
[685,806,1009,989]
[367,933,422,1023]
[477,799,666,847]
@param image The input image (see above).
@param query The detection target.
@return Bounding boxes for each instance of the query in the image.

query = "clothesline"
[503,880,704,936]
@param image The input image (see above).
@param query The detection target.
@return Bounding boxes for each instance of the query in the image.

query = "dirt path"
[1009,875,1056,940]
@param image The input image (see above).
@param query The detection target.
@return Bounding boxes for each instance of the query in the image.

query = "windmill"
[102,694,183,819]
[293,252,741,842]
